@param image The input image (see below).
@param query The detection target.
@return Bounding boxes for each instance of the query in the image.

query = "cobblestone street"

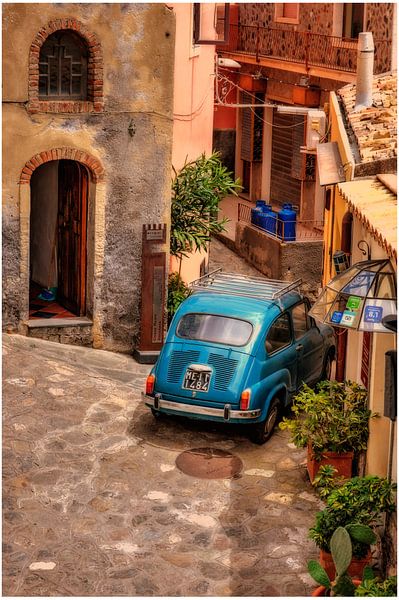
[3,330,324,597]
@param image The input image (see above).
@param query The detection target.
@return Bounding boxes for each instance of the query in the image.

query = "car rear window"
[176,313,253,346]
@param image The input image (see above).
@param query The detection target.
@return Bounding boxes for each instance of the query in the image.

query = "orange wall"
[214,70,237,129]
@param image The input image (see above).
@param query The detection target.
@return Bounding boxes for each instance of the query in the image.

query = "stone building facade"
[3,3,175,353]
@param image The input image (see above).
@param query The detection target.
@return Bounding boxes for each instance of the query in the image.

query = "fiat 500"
[143,272,335,444]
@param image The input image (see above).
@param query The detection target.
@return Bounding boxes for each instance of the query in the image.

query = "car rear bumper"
[142,393,261,421]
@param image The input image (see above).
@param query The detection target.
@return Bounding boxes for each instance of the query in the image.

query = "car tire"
[250,398,281,445]
[321,349,335,381]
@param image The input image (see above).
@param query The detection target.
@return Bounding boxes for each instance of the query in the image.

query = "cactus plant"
[308,524,376,596]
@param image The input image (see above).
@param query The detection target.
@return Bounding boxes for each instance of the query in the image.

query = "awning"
[337,177,397,261]
[309,259,397,333]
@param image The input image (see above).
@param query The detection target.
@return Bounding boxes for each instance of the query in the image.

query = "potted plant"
[279,380,374,481]
[354,574,397,596]
[308,525,373,596]
[309,476,397,579]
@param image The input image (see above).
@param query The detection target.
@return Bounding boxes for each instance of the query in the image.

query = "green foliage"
[333,573,356,597]
[308,526,360,596]
[279,380,375,458]
[355,575,397,596]
[308,525,376,597]
[167,272,190,323]
[313,465,345,500]
[345,524,377,546]
[331,527,352,576]
[309,476,396,556]
[308,560,331,589]
[170,152,241,259]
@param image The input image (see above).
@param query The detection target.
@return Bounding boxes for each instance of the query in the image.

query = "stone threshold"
[26,317,92,329]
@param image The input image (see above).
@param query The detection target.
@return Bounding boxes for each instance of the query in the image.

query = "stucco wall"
[2,3,175,352]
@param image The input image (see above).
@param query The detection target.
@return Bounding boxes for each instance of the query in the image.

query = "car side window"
[292,303,311,339]
[265,313,292,354]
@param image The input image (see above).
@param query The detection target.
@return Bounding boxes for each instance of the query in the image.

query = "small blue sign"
[331,311,343,324]
[364,306,383,323]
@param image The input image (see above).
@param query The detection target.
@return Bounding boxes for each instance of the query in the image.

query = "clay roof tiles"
[337,176,397,260]
[337,73,397,164]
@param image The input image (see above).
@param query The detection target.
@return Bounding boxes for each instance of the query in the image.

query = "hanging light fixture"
[309,259,397,333]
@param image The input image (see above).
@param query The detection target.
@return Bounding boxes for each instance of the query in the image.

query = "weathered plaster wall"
[2,3,175,353]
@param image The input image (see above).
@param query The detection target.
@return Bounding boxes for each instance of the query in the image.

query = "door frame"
[20,147,104,328]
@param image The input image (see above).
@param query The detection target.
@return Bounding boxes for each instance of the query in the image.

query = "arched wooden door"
[57,160,88,315]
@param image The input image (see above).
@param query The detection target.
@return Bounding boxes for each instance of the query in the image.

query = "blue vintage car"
[143,271,335,444]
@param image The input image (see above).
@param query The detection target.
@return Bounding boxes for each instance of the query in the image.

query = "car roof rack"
[189,269,302,301]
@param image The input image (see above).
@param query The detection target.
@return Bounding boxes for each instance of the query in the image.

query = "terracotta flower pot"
[312,580,361,597]
[307,445,354,481]
[319,548,372,580]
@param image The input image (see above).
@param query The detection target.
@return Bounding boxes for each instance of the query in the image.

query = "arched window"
[39,30,88,100]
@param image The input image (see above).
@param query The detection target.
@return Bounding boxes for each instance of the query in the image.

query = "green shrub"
[309,476,396,557]
[170,152,240,262]
[167,272,190,323]
[308,525,376,596]
[279,380,375,459]
[355,575,397,596]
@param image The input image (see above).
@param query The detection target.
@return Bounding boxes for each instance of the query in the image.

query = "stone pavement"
[3,333,324,597]
[209,236,264,278]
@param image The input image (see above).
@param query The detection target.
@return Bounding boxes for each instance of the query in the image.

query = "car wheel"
[321,349,335,381]
[250,398,281,445]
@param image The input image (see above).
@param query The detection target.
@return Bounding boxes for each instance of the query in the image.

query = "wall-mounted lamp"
[333,250,350,275]
[217,57,241,69]
[357,240,371,260]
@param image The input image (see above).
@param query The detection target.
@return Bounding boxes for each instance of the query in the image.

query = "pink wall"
[170,3,218,282]
[171,3,216,171]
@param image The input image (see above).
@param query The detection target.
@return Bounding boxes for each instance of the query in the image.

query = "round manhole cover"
[175,447,243,479]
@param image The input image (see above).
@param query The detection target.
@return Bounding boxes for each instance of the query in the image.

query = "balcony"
[218,24,392,77]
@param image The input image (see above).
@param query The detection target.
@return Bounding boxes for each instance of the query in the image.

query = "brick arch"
[19,148,105,184]
[28,18,103,114]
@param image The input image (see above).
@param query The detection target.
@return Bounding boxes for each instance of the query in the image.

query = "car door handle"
[296,344,304,352]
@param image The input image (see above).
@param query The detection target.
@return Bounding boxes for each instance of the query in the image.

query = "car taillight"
[240,389,251,410]
[146,374,155,395]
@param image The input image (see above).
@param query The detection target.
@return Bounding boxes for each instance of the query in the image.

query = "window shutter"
[240,92,264,162]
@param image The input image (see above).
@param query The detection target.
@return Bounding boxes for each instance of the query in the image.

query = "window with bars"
[39,31,88,100]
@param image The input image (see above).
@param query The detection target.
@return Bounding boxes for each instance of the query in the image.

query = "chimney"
[355,32,374,110]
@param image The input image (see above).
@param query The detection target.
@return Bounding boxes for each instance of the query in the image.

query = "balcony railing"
[238,203,324,243]
[219,24,392,74]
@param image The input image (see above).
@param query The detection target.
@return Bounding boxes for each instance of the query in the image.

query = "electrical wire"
[173,76,214,120]
[248,105,308,128]
[218,64,339,94]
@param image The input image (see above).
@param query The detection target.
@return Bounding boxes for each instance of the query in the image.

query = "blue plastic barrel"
[258,203,272,231]
[277,203,297,241]
[251,200,266,227]
[264,206,278,236]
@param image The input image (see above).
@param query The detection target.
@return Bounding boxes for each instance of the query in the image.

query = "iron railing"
[238,202,324,243]
[219,24,392,74]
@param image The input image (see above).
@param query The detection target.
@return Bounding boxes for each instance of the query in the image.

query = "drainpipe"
[355,32,374,111]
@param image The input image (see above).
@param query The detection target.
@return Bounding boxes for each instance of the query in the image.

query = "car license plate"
[183,368,211,392]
